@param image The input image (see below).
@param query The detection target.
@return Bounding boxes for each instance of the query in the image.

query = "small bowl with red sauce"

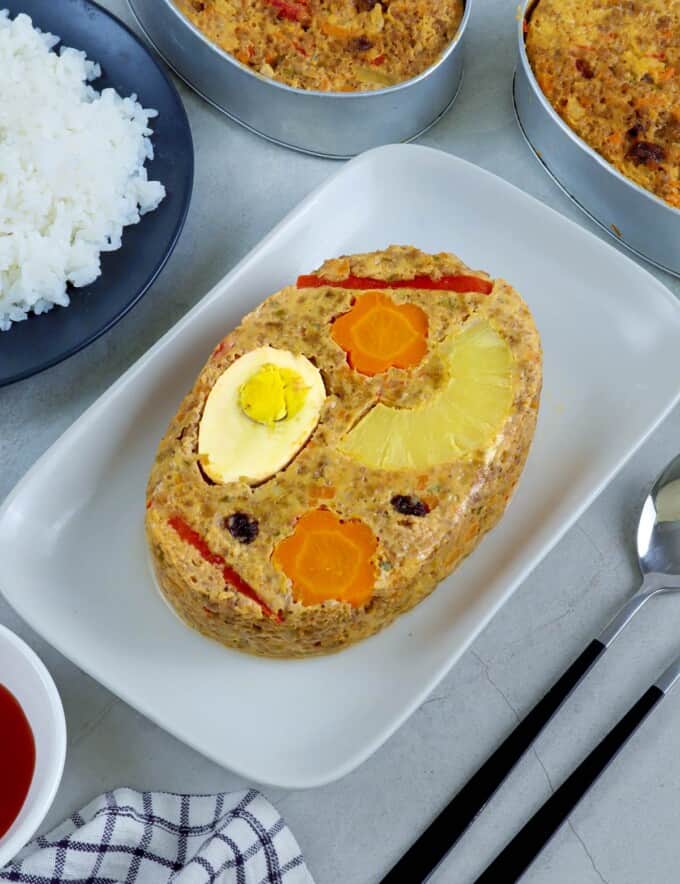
[0,625,66,868]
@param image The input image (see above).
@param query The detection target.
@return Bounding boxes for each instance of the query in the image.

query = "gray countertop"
[2,1,680,882]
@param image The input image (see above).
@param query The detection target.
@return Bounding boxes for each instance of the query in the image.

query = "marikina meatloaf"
[175,0,464,91]
[526,0,680,208]
[146,246,542,658]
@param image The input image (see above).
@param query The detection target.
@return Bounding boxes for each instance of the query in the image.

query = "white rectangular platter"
[2,145,679,789]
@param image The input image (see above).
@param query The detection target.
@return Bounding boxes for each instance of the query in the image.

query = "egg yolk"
[238,364,309,426]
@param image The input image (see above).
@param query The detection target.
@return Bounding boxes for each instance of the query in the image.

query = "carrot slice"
[331,291,428,375]
[273,509,378,607]
[297,273,493,295]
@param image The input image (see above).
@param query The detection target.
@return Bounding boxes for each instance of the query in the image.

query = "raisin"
[391,495,430,517]
[626,141,666,165]
[226,512,259,544]
[352,37,373,51]
[626,124,643,139]
[575,58,594,79]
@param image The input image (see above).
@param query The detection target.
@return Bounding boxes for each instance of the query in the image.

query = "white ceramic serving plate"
[1,145,679,789]
[0,625,66,867]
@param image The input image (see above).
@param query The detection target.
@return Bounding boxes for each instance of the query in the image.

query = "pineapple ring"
[339,321,515,470]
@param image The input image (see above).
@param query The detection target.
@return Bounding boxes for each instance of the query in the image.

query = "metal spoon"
[380,453,680,884]
[600,453,680,643]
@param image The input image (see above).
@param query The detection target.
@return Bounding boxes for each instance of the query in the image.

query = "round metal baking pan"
[127,0,471,159]
[515,0,680,278]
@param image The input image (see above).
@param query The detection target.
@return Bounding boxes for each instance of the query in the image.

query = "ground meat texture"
[655,114,680,143]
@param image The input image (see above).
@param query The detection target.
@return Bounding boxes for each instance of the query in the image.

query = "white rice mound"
[0,10,166,331]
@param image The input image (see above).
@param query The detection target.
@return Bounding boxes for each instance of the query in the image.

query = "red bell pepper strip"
[168,515,282,622]
[265,0,309,22]
[296,273,493,295]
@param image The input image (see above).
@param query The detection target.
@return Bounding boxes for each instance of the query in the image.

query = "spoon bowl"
[638,454,680,578]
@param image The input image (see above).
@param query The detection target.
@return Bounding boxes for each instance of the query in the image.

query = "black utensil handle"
[474,684,664,884]
[380,639,605,884]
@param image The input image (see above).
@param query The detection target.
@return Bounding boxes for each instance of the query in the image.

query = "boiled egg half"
[198,346,326,484]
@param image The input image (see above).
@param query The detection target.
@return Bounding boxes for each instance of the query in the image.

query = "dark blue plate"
[0,0,193,386]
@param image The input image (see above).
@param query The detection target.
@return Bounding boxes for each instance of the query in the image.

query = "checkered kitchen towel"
[0,789,314,884]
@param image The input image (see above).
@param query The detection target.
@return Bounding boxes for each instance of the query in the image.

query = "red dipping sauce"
[0,684,36,839]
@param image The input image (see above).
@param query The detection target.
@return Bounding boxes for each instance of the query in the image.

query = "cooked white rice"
[0,10,166,331]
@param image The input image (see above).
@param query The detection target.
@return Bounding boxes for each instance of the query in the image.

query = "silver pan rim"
[512,75,680,279]
[129,0,473,102]
[517,0,680,220]
[127,0,467,160]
